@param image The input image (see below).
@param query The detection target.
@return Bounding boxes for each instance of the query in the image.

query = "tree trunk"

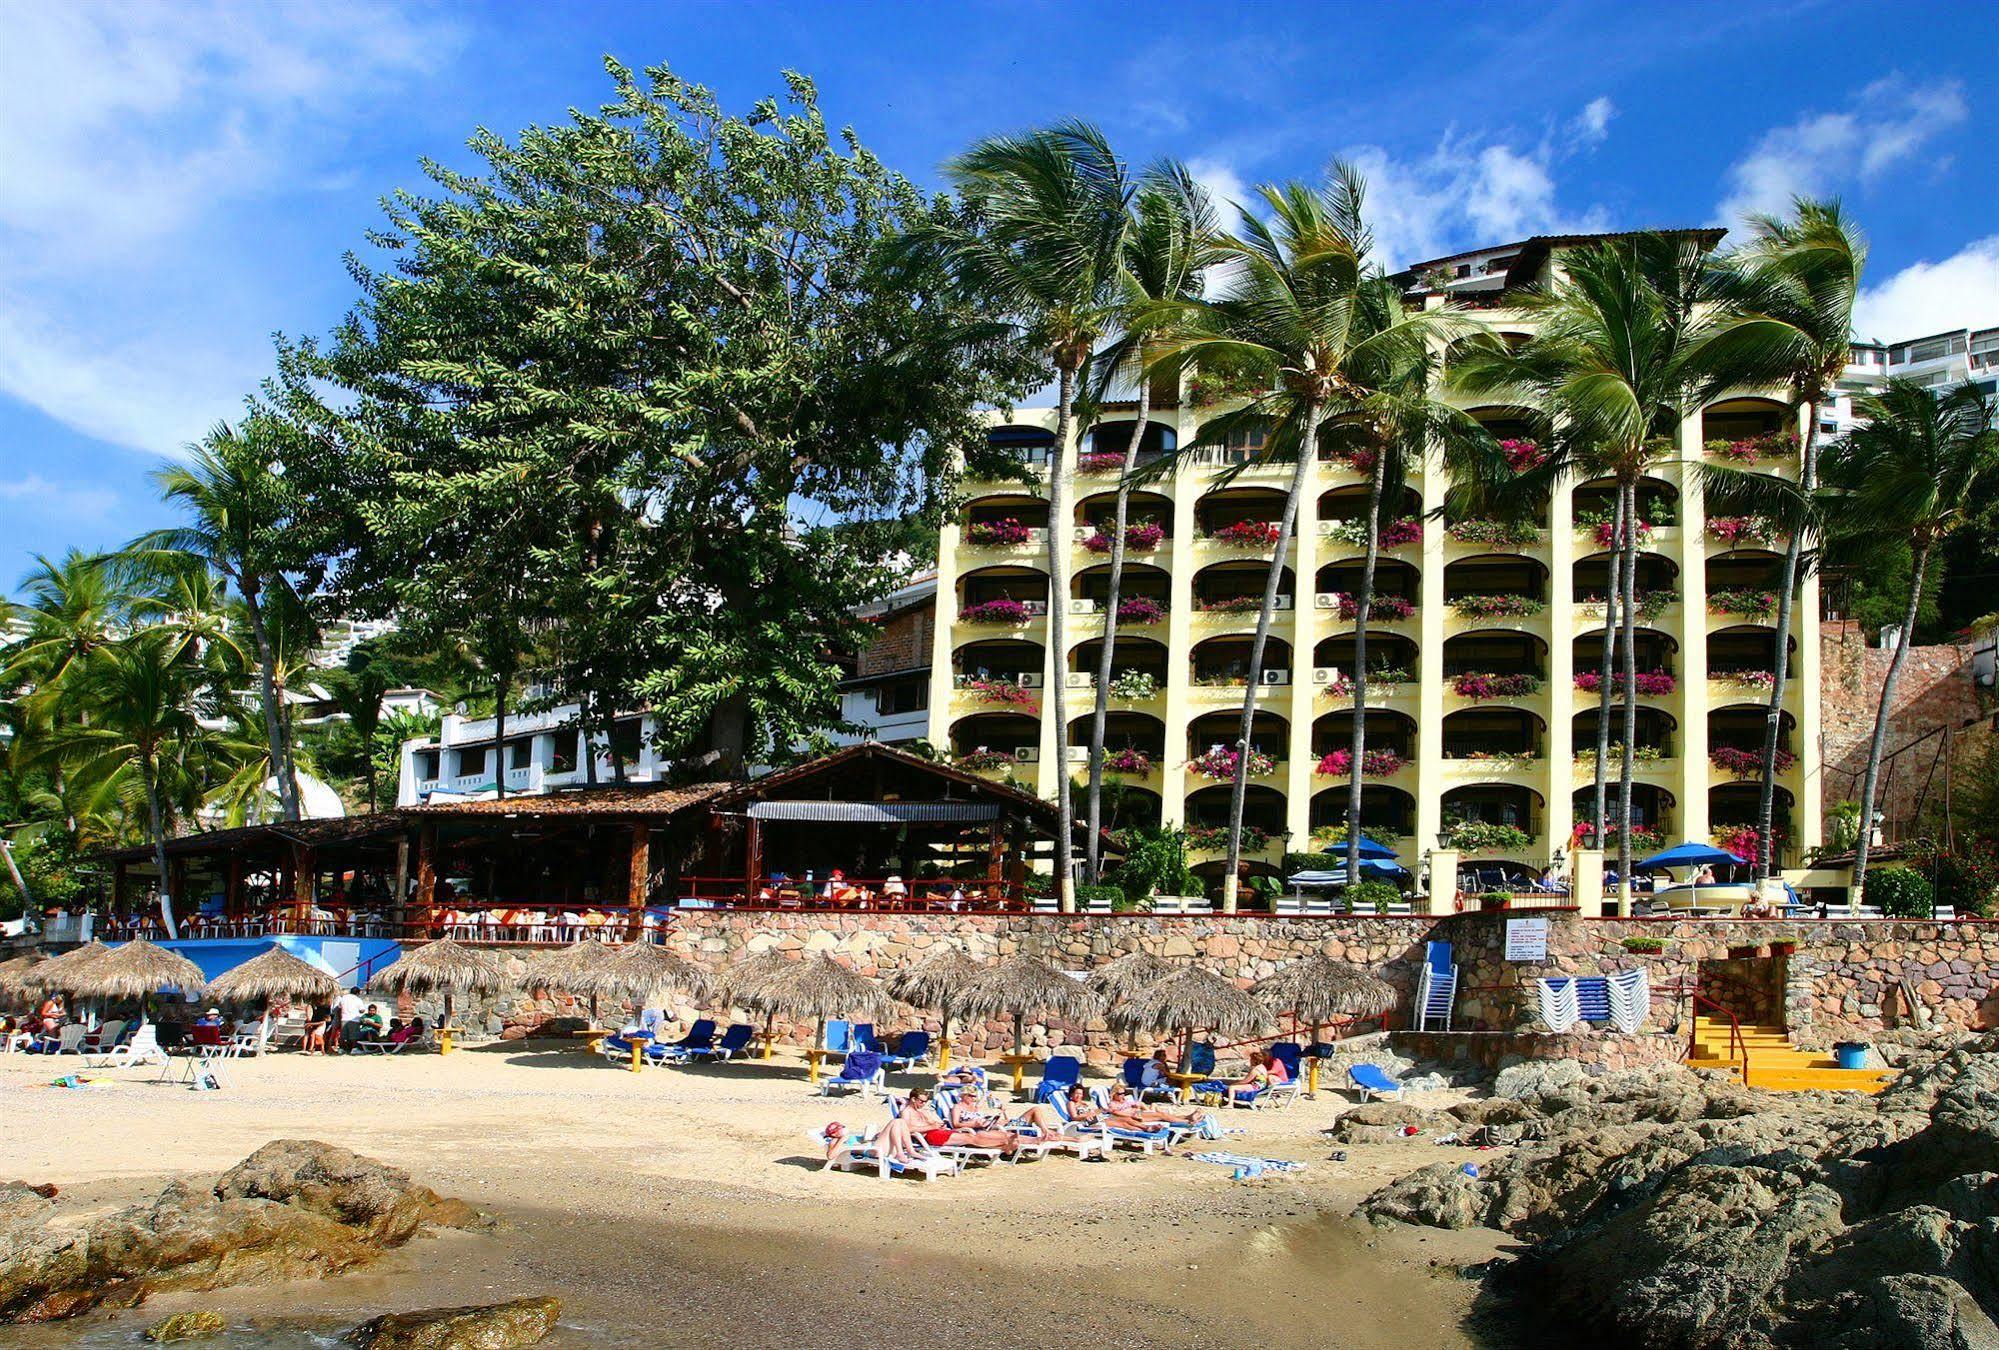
[1086,374,1152,884]
[142,757,177,939]
[1757,404,1819,878]
[1852,540,1931,905]
[1222,404,1319,913]
[1590,491,1624,848]
[1345,440,1387,889]
[1048,364,1077,911]
[493,675,511,801]
[582,693,600,787]
[240,581,300,822]
[1616,479,1640,906]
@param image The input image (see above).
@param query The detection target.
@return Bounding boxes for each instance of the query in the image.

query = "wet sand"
[0,1045,1510,1346]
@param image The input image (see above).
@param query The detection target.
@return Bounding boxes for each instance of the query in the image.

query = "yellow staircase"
[1686,1015,1895,1093]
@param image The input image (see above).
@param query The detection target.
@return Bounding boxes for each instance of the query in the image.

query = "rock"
[146,1309,226,1341]
[1363,1162,1491,1230]
[1327,1102,1436,1145]
[1493,1059,1585,1101]
[349,1296,561,1348]
[214,1140,479,1246]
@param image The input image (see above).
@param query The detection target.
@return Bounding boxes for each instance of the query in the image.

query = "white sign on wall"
[1504,916,1550,962]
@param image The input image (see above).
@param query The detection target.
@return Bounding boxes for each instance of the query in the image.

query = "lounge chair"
[358,1019,425,1054]
[27,1025,88,1055]
[1048,1090,1171,1154]
[78,1020,127,1058]
[819,1049,885,1098]
[187,1024,241,1058]
[1347,1063,1403,1102]
[1121,1057,1178,1104]
[1254,1044,1306,1109]
[850,1023,877,1053]
[230,1015,273,1057]
[921,1090,1006,1166]
[822,1019,855,1056]
[89,1024,166,1069]
[877,1031,932,1072]
[651,1018,717,1062]
[1033,1054,1082,1103]
[819,1125,959,1182]
[689,1023,754,1063]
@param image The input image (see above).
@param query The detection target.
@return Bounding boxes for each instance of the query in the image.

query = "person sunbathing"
[901,1086,1022,1157]
[1106,1083,1210,1128]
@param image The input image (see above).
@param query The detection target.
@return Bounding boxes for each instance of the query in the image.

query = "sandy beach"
[0,1043,1511,1347]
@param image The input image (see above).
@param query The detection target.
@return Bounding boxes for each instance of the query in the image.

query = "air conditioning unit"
[1260,669,1290,686]
[1072,526,1094,543]
[1272,595,1294,611]
[1022,600,1049,616]
[1312,667,1344,685]
[1013,747,1039,763]
[1314,593,1338,609]
[1069,598,1100,615]
[1065,672,1093,688]
[1066,745,1090,762]
[1016,672,1044,688]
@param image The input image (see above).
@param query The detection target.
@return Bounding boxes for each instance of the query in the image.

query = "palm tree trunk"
[142,757,177,939]
[1222,404,1319,912]
[1852,540,1931,905]
[1757,406,1819,879]
[493,675,511,802]
[1048,364,1077,911]
[1590,491,1625,849]
[582,694,600,787]
[1616,479,1640,907]
[1345,441,1387,888]
[240,582,300,822]
[1087,376,1151,883]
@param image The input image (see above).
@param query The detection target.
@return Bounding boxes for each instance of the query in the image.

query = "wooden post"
[112,861,126,920]
[414,822,438,934]
[391,837,410,934]
[744,817,763,899]
[293,847,315,924]
[627,822,650,936]
[1005,824,1027,908]
[169,859,190,925]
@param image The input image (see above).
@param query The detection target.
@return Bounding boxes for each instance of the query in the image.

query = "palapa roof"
[956,954,1102,1023]
[98,814,406,866]
[206,947,339,1005]
[707,742,1060,829]
[368,938,509,996]
[732,953,891,1023]
[885,945,982,1012]
[407,781,737,820]
[1253,956,1396,1024]
[530,939,630,994]
[60,940,208,1000]
[1084,951,1175,1003]
[1111,967,1269,1039]
[0,953,49,997]
[601,941,711,1004]
[21,940,113,989]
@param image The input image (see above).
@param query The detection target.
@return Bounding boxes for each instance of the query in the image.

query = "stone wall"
[1820,619,1986,830]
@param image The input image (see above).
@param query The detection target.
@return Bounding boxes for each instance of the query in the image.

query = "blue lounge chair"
[851,1022,878,1053]
[692,1023,755,1062]
[878,1030,932,1072]
[819,1049,885,1098]
[1033,1054,1082,1103]
[1188,1042,1217,1077]
[1121,1057,1177,1103]
[652,1018,717,1062]
[1054,1088,1173,1153]
[1347,1063,1403,1102]
[822,1018,855,1055]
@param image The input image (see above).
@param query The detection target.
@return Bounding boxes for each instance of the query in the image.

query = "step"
[1686,1055,1895,1093]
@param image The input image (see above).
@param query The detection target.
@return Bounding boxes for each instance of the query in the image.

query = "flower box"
[1077,452,1126,473]
[1207,520,1283,548]
[1316,748,1405,776]
[1450,672,1543,700]
[1574,670,1677,696]
[1189,746,1277,780]
[1710,746,1797,778]
[1115,596,1166,624]
[959,677,1039,710]
[1081,521,1166,553]
[964,518,1035,547]
[1710,589,1779,620]
[1447,519,1540,547]
[1449,593,1544,619]
[959,598,1034,624]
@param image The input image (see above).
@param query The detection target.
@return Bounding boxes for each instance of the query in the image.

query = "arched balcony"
[1196,487,1287,542]
[952,639,1045,687]
[1192,635,1292,687]
[1703,397,1793,452]
[1440,784,1543,850]
[1083,419,1176,466]
[957,566,1048,622]
[1319,483,1424,530]
[1707,551,1795,624]
[1193,561,1294,615]
[1071,562,1170,617]
[984,424,1055,469]
[1574,707,1678,759]
[1445,555,1548,620]
[1574,476,1678,534]
[1069,636,1169,688]
[1442,631,1545,679]
[962,494,1050,534]
[1099,785,1162,834]
[1186,784,1287,837]
[1442,708,1545,760]
[1187,710,1289,764]
[1710,783,1793,866]
[1067,711,1167,764]
[1316,559,1419,620]
[1467,405,1537,444]
[1192,413,1272,467]
[948,712,1039,762]
[1075,490,1173,551]
[1575,552,1680,607]
[1312,709,1417,760]
[1314,633,1419,683]
[1571,629,1677,678]
[1709,706,1797,783]
[1708,626,1797,681]
[1309,784,1417,840]
[1574,783,1677,849]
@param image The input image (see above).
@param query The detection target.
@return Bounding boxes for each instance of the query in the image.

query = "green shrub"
[1112,826,1198,904]
[1283,851,1338,873]
[1868,866,1935,918]
[1905,839,1999,917]
[1074,883,1125,911]
[1344,879,1401,913]
[1621,935,1666,954]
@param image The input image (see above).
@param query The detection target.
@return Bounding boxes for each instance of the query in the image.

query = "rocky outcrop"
[146,1309,226,1341]
[1363,1040,1999,1346]
[0,1142,479,1325]
[349,1296,560,1348]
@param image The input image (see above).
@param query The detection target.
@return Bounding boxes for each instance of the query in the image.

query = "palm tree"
[923,123,1134,909]
[1706,200,1866,878]
[1454,235,1747,901]
[126,420,307,821]
[3,551,128,692]
[1081,162,1214,883]
[1150,167,1477,907]
[1823,381,1999,904]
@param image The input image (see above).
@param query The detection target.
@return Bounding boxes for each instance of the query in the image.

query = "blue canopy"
[1287,860,1409,886]
[1635,842,1748,873]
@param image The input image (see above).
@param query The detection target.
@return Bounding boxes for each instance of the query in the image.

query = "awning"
[746,802,1002,824]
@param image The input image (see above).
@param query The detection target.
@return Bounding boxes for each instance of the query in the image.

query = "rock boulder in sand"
[215,1140,480,1245]
[350,1296,561,1348]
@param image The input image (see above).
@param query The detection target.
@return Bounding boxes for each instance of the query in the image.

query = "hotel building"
[923,230,1825,889]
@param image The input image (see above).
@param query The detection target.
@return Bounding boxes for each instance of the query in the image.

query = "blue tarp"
[150,935,403,989]
[1635,841,1750,873]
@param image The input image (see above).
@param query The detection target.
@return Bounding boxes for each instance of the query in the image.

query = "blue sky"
[3,0,1997,586]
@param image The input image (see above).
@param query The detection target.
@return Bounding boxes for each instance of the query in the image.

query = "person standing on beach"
[332,986,367,1053]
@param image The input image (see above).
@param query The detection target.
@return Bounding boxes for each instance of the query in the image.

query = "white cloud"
[1853,237,1999,344]
[0,2,458,453]
[1716,76,1967,229]
[1187,157,1250,223]
[1570,97,1616,149]
[0,474,119,523]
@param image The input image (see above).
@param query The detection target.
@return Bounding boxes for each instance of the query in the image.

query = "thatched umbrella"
[956,954,1104,1091]
[22,940,111,990]
[885,945,982,1070]
[0,953,48,1000]
[206,948,338,1010]
[1254,956,1396,1092]
[1085,951,1175,1003]
[61,939,208,1002]
[1111,966,1269,1074]
[733,953,892,1081]
[367,938,507,1053]
[530,940,627,1028]
[602,941,711,1008]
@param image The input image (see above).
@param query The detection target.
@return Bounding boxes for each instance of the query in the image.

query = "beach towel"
[1607,966,1650,1034]
[1187,1151,1308,1177]
[1537,978,1582,1034]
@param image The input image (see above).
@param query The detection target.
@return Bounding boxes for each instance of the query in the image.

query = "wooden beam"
[745,816,763,898]
[414,822,437,934]
[292,846,315,921]
[627,822,650,935]
[391,836,410,933]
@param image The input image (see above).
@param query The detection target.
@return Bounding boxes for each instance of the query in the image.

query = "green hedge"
[1868,866,1935,918]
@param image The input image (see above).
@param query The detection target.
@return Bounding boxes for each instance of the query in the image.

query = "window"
[611,719,644,767]
[1226,421,1268,455]
[551,732,578,774]
[452,747,489,778]
[508,740,532,770]
[876,679,929,716]
[415,749,440,781]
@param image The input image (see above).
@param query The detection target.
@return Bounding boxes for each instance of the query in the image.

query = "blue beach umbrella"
[1635,841,1748,873]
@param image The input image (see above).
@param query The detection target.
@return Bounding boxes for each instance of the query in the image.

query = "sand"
[0,1042,1513,1347]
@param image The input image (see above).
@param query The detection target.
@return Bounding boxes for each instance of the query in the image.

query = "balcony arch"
[1196,487,1286,538]
[1445,555,1549,609]
[1314,632,1419,681]
[1067,710,1166,760]
[1442,783,1544,837]
[1442,707,1545,759]
[952,639,1044,685]
[1709,625,1797,677]
[1099,784,1162,834]
[1187,710,1289,762]
[1703,397,1790,443]
[962,493,1049,531]
[1316,557,1419,606]
[1575,550,1679,600]
[1709,704,1796,757]
[1186,783,1287,836]
[957,565,1048,614]
[1072,561,1170,611]
[1085,419,1176,461]
[1318,483,1423,525]
[1571,628,1677,676]
[1442,631,1546,678]
[1070,635,1168,682]
[1575,475,1678,531]
[1191,634,1292,686]
[1312,708,1417,759]
[948,712,1039,760]
[1573,783,1677,837]
[1193,412,1273,466]
[1075,489,1172,543]
[1465,404,1538,444]
[985,423,1055,468]
[1193,560,1294,613]
[1707,549,1790,595]
[1309,783,1417,839]
[1710,782,1793,866]
[1574,706,1678,757]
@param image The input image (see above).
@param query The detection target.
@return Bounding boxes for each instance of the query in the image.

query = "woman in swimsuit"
[1106,1083,1210,1128]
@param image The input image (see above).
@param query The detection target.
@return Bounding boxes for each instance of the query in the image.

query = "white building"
[1826,325,1999,434]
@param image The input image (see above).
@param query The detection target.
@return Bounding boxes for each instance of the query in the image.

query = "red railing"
[1687,989,1750,1085]
[672,876,1030,912]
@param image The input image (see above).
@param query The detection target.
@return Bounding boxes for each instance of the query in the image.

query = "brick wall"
[856,599,934,678]
[1821,619,1984,830]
